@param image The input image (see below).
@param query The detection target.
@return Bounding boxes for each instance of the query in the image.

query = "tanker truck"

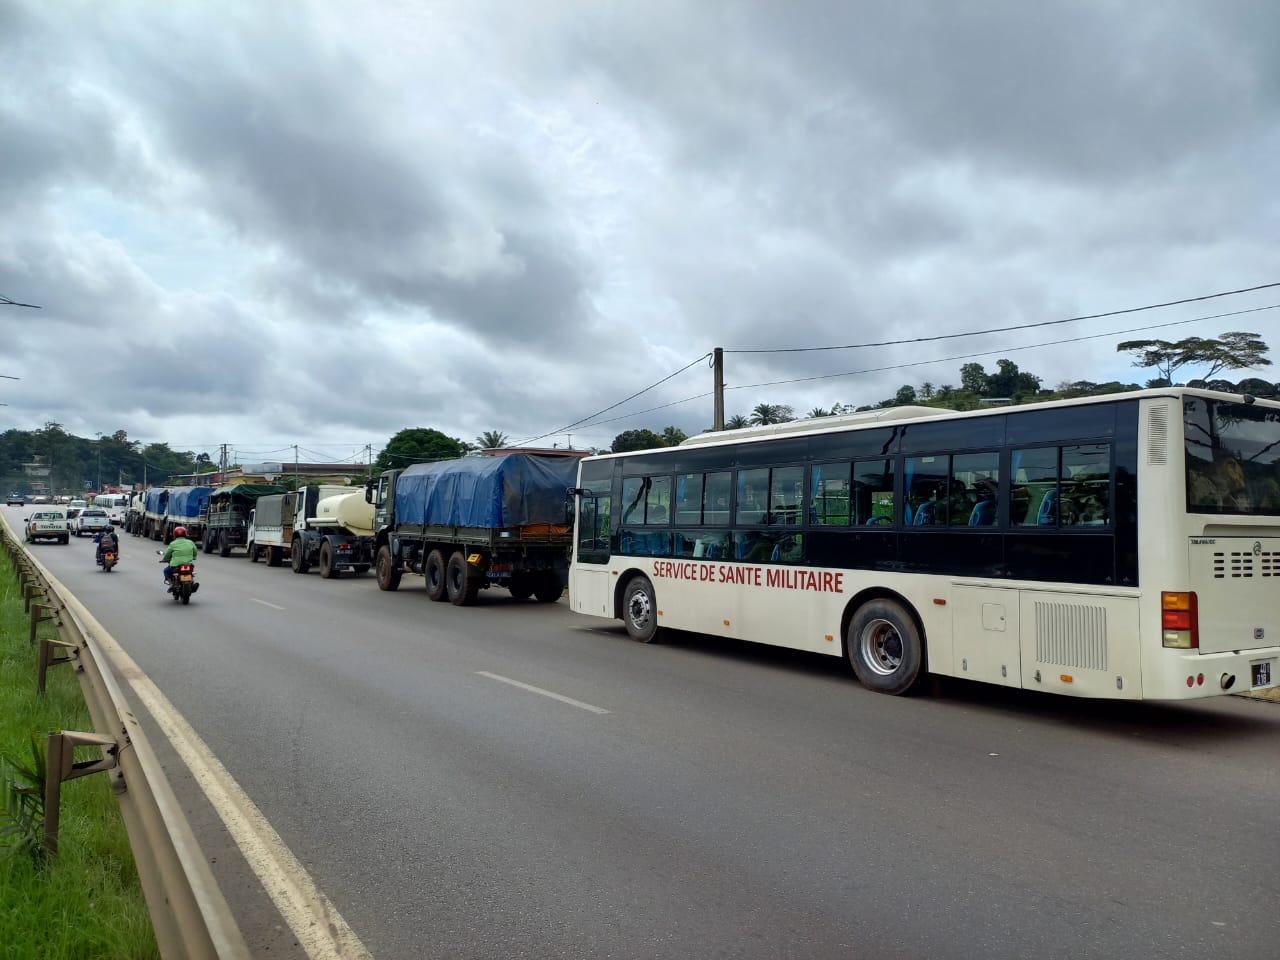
[287,486,376,578]
[368,453,578,605]
[246,484,366,574]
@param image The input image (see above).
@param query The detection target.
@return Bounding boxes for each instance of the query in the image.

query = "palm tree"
[475,430,509,450]
[807,406,831,418]
[660,426,688,446]
[749,403,794,426]
[725,414,750,429]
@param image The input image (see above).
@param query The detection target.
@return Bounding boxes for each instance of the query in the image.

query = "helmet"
[104,523,113,531]
[173,526,187,537]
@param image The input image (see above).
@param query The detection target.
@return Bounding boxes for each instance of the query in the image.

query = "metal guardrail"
[2,523,251,959]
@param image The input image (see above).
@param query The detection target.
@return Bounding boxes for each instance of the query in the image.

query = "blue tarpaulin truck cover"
[144,487,171,513]
[394,455,578,528]
[167,486,214,519]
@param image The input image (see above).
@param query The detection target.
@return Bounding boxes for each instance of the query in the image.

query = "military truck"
[369,453,578,605]
[202,483,285,556]
[287,487,376,578]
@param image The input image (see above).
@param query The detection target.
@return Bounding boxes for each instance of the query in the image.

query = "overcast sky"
[2,0,1277,462]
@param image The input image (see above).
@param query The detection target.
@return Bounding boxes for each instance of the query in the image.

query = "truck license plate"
[1252,661,1273,688]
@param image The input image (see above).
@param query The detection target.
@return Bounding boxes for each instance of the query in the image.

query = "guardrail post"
[29,601,56,647]
[38,637,79,693]
[42,730,119,856]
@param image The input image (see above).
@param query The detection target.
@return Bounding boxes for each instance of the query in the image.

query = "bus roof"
[586,386,1278,461]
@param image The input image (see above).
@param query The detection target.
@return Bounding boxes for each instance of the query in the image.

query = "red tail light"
[1161,591,1198,649]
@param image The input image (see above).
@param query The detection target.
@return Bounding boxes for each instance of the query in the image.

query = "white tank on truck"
[311,491,375,537]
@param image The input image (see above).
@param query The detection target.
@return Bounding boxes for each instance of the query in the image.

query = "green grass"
[0,544,159,960]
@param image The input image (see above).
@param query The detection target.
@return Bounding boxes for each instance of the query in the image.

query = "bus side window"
[812,462,851,526]
[736,469,769,525]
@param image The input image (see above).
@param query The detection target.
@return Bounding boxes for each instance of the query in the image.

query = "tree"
[611,429,666,453]
[475,430,509,450]
[807,407,831,418]
[373,427,467,473]
[660,425,688,446]
[919,382,935,401]
[725,414,750,429]
[749,403,794,425]
[959,363,988,395]
[1117,331,1271,384]
[987,359,1041,399]
[894,385,917,405]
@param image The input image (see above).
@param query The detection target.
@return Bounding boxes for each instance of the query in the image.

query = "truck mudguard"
[395,454,578,528]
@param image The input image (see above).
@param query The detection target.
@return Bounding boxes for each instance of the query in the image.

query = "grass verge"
[0,543,159,959]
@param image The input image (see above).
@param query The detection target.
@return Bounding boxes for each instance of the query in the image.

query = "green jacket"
[161,537,198,566]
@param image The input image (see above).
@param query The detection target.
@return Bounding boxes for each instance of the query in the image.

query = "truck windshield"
[1184,397,1280,515]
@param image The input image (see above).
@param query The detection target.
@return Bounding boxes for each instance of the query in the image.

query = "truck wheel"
[376,545,401,591]
[218,530,232,558]
[508,577,534,601]
[622,575,659,642]
[291,537,310,574]
[534,574,563,603]
[267,545,282,567]
[319,541,338,579]
[202,529,214,553]
[847,598,925,695]
[424,549,448,602]
[446,551,479,606]
[248,542,259,563]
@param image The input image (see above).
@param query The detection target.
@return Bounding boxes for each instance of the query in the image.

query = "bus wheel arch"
[842,589,927,695]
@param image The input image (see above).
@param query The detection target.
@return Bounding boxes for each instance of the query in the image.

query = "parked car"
[6,494,25,506]
[25,508,69,544]
[75,507,111,537]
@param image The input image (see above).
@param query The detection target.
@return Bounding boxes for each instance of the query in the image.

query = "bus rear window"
[1184,398,1280,515]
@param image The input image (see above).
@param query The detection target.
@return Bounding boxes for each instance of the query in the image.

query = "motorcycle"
[98,549,117,572]
[157,551,200,604]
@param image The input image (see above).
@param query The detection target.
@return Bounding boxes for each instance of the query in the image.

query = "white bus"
[568,387,1279,700]
[92,493,130,525]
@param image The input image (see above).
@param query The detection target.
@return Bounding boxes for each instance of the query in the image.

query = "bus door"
[571,472,614,618]
[950,585,1022,688]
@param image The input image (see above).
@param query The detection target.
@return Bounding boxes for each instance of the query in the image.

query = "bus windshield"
[1184,397,1280,515]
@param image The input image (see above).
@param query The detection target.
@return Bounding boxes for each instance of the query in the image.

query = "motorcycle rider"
[159,525,199,592]
[93,523,120,566]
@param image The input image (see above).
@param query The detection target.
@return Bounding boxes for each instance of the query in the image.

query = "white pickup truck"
[25,508,70,544]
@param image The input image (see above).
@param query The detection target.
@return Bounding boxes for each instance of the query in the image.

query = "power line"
[1,295,41,308]
[726,281,1280,355]
[512,352,712,446]
[567,303,1280,431]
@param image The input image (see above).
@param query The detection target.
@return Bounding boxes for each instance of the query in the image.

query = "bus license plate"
[1252,661,1273,688]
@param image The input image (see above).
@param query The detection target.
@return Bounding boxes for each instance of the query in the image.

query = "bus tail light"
[1161,592,1199,649]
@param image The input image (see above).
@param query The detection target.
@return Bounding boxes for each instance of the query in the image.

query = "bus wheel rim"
[860,617,903,676]
[628,589,651,630]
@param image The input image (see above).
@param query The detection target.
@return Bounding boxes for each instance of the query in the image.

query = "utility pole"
[713,347,725,431]
[294,445,299,488]
[95,433,102,493]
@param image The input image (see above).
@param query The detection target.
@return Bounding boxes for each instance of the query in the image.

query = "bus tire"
[622,575,659,643]
[446,551,478,606]
[424,549,448,601]
[847,598,924,695]
[376,545,401,591]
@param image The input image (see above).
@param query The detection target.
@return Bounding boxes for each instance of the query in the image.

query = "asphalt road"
[8,506,1279,960]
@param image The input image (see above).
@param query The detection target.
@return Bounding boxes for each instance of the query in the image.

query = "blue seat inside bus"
[1037,488,1061,525]
[913,501,937,525]
[968,498,996,526]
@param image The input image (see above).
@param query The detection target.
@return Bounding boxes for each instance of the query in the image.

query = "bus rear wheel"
[847,598,924,695]
[622,576,659,643]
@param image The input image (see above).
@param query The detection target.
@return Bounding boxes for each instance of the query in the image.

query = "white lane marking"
[251,598,286,610]
[127,677,374,960]
[475,671,611,714]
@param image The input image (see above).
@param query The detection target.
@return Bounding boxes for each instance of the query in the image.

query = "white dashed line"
[476,671,611,714]
[251,598,285,610]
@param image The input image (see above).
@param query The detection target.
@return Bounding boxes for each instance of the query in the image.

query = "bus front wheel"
[847,599,924,695]
[622,576,659,643]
